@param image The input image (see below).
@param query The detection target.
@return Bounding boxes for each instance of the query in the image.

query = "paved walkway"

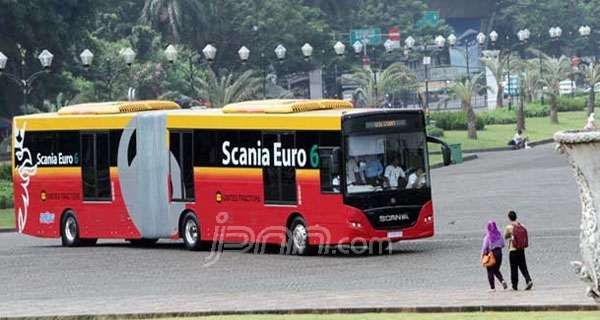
[0,144,597,317]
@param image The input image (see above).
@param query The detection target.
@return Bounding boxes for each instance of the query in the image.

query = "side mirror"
[427,136,452,166]
[441,145,451,166]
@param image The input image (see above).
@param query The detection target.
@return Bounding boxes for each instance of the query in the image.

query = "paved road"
[0,144,594,317]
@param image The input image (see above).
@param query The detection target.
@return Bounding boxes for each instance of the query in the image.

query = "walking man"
[504,210,533,290]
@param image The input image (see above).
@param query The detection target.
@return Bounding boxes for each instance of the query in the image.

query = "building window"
[81,132,111,201]
[170,131,195,201]
[263,132,297,204]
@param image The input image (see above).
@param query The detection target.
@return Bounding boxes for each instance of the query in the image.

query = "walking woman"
[482,221,508,292]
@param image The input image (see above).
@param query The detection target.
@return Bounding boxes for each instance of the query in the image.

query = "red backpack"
[512,223,529,249]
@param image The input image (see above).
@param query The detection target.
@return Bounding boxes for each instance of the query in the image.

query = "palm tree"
[582,62,600,115]
[197,69,262,108]
[140,0,206,42]
[448,74,484,140]
[480,54,511,109]
[352,62,417,108]
[539,54,571,124]
[513,58,541,131]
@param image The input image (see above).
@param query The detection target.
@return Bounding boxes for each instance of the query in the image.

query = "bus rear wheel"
[181,212,204,251]
[61,212,81,247]
[287,217,314,256]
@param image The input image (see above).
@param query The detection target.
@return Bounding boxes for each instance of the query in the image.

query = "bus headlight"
[350,221,363,229]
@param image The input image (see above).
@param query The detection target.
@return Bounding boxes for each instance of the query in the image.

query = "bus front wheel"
[61,212,81,247]
[287,216,314,256]
[181,212,204,251]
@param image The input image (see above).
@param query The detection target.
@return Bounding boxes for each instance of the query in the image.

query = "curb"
[4,305,600,320]
[0,227,15,233]
[431,154,478,169]
[462,138,555,154]
[429,138,555,155]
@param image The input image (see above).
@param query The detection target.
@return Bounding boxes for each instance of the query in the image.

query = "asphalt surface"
[0,144,594,317]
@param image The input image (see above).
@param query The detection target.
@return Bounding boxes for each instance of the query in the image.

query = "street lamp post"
[333,41,345,98]
[0,49,54,115]
[422,56,431,111]
[549,26,562,58]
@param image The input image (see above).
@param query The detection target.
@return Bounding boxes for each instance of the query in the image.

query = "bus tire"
[287,216,314,256]
[61,212,81,247]
[128,238,158,247]
[181,212,204,251]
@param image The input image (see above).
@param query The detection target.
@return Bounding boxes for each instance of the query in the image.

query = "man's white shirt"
[384,165,405,188]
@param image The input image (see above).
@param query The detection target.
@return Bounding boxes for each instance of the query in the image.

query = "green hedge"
[0,164,11,181]
[429,111,485,130]
[426,124,444,137]
[556,96,592,112]
[0,180,12,209]
[479,108,517,125]
[0,164,12,209]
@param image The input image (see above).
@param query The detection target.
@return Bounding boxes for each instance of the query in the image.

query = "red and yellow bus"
[12,99,447,254]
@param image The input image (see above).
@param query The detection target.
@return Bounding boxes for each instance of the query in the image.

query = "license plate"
[387,231,403,238]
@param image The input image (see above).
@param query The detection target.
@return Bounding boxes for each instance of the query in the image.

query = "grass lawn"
[160,312,600,320]
[440,111,588,151]
[0,208,14,229]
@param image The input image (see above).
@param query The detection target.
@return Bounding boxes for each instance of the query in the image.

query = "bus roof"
[14,100,421,131]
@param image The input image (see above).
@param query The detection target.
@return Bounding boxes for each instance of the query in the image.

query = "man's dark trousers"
[509,249,532,289]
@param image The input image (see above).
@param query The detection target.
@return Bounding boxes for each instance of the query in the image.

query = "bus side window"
[81,132,111,201]
[318,147,341,193]
[263,132,297,205]
[170,130,195,202]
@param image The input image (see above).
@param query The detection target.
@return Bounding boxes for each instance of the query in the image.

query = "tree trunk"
[588,90,595,116]
[496,84,504,108]
[168,4,180,42]
[465,102,478,139]
[550,95,559,124]
[517,94,526,131]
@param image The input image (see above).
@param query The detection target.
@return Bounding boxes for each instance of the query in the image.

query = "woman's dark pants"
[486,248,505,289]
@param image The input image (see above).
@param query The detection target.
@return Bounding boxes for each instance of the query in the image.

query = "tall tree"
[140,0,207,43]
[197,69,262,108]
[351,62,417,108]
[539,54,571,124]
[448,74,485,140]
[480,54,511,109]
[582,62,600,115]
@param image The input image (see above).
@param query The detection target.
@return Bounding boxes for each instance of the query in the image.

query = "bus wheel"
[61,212,81,247]
[128,238,158,247]
[287,217,314,256]
[182,212,203,251]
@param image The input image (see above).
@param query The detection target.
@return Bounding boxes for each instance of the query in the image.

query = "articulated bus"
[12,99,448,254]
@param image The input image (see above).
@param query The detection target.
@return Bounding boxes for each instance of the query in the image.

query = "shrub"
[0,180,13,209]
[480,109,516,125]
[430,111,485,130]
[0,164,11,181]
[557,96,586,112]
[426,124,444,137]
[524,102,550,117]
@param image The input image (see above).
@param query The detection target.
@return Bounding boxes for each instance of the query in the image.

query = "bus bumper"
[333,201,434,244]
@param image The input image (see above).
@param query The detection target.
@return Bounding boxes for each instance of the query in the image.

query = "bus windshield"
[345,132,428,194]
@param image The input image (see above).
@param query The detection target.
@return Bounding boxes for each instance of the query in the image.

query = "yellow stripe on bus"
[168,114,341,131]
[194,167,262,178]
[13,115,135,131]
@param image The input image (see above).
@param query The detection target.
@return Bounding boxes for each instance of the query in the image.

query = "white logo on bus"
[221,140,307,167]
[14,123,38,233]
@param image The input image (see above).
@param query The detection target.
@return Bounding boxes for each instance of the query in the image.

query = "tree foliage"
[448,74,485,139]
[0,0,450,114]
[352,63,417,108]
